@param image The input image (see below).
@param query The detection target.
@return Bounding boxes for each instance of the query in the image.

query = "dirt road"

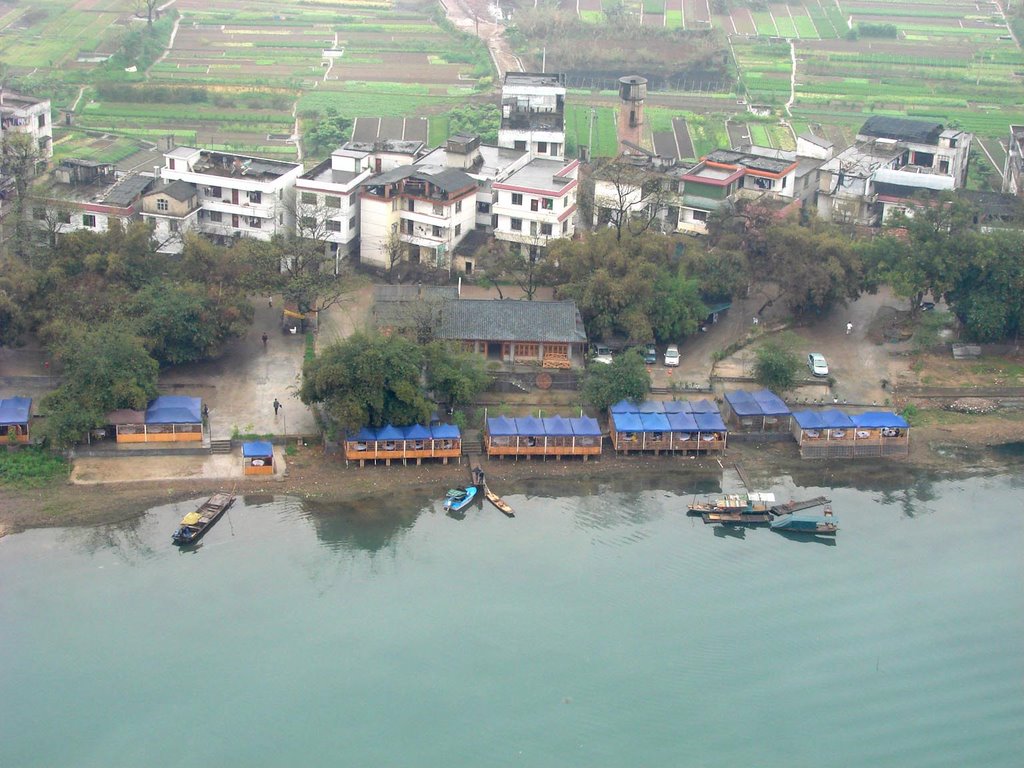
[441,0,522,78]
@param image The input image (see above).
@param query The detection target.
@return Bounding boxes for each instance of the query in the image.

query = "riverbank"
[1,414,1022,538]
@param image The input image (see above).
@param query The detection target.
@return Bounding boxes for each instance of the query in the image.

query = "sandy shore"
[1,415,1021,538]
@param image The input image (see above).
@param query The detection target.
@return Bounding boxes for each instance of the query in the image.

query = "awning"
[570,416,602,436]
[639,412,670,432]
[145,396,201,424]
[430,424,461,439]
[612,412,643,432]
[242,441,274,458]
[666,411,699,432]
[610,399,639,414]
[851,411,909,429]
[542,415,574,436]
[486,416,518,437]
[694,412,727,431]
[376,424,404,441]
[515,416,544,435]
[0,397,32,424]
[401,424,433,440]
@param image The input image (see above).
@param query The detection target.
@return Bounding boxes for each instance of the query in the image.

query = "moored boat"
[701,510,771,526]
[443,485,478,513]
[172,492,235,545]
[688,492,775,516]
[770,510,838,536]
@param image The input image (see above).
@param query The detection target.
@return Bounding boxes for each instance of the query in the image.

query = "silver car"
[807,352,829,377]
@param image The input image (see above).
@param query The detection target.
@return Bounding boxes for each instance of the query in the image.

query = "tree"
[581,348,651,412]
[425,341,490,409]
[752,334,801,394]
[42,324,159,447]
[650,267,707,342]
[382,229,407,281]
[135,0,159,26]
[591,158,669,242]
[1,132,44,260]
[299,332,434,433]
[304,108,352,155]
[481,240,550,301]
[249,232,363,316]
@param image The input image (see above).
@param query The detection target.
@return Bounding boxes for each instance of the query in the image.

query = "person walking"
[846,321,853,335]
[262,332,269,348]
[273,398,281,417]
[268,297,273,308]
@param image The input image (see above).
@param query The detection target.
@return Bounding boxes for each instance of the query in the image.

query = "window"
[83,214,96,228]
[301,216,315,228]
[530,199,539,211]
[301,192,317,205]
[406,199,416,212]
[550,143,560,156]
[349,216,356,230]
[530,221,538,236]
[542,197,554,210]
[207,186,222,198]
[248,191,262,204]
[464,260,473,275]
[455,224,461,236]
[455,200,462,213]
[249,216,262,228]
[392,199,399,211]
[325,195,341,209]
[781,176,787,189]
[564,196,570,208]
[516,343,539,359]
[170,221,180,232]
[477,201,490,214]
[209,211,223,223]
[327,220,342,232]
[562,220,568,233]
[432,203,443,216]
[692,209,708,222]
[349,193,358,206]
[537,142,548,154]
[432,225,442,238]
[510,217,522,231]
[156,198,169,212]
[391,222,398,234]
[512,193,523,206]
[541,223,552,236]
[37,114,46,128]
[514,140,527,151]
[58,211,71,224]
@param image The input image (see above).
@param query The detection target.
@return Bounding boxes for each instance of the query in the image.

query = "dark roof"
[438,299,587,344]
[147,179,196,202]
[503,72,565,88]
[798,132,833,149]
[364,165,475,194]
[372,285,456,328]
[103,174,153,206]
[859,116,944,145]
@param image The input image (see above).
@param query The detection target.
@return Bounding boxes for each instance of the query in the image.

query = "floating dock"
[770,496,831,517]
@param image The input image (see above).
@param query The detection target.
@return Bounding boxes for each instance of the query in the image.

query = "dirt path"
[146,11,181,79]
[441,0,522,79]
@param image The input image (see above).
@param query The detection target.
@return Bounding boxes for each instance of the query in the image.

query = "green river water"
[2,465,1022,767]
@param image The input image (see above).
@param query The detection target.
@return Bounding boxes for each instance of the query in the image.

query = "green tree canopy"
[753,334,802,394]
[581,348,651,412]
[424,341,490,408]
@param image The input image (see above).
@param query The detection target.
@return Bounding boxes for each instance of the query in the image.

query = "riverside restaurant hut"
[484,414,603,460]
[791,409,910,459]
[609,400,727,454]
[242,441,275,476]
[0,397,32,445]
[721,389,792,432]
[343,423,462,466]
[109,396,203,443]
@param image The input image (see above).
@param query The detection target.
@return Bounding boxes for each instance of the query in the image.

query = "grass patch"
[0,447,69,489]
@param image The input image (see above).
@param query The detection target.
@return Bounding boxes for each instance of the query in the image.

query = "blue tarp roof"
[0,396,31,424]
[430,423,461,439]
[515,416,544,435]
[689,399,718,414]
[612,412,644,432]
[376,424,405,441]
[610,399,638,414]
[752,390,790,416]
[570,416,602,436]
[851,411,909,429]
[639,412,670,432]
[543,415,574,436]
[242,441,274,457]
[638,400,665,413]
[694,412,727,431]
[661,400,687,414]
[352,426,378,441]
[486,416,518,437]
[145,396,201,424]
[666,411,699,432]
[725,389,791,417]
[793,409,855,430]
[402,424,432,439]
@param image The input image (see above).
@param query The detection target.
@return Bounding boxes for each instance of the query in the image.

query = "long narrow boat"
[688,492,775,516]
[701,510,772,526]
[484,486,515,518]
[443,485,478,513]
[770,510,839,536]
[172,492,235,546]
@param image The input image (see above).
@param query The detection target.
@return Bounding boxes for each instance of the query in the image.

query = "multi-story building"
[0,91,53,160]
[497,72,566,161]
[817,116,972,226]
[157,147,303,242]
[359,165,478,271]
[492,158,578,255]
[295,147,373,269]
[341,138,425,174]
[1003,125,1024,196]
[140,179,202,254]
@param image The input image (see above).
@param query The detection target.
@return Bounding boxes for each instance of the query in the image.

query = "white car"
[664,344,680,366]
[807,352,829,377]
[593,345,613,365]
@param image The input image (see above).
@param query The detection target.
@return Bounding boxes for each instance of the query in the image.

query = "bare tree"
[481,239,549,301]
[382,229,407,283]
[591,158,669,241]
[1,133,45,260]
[135,0,159,26]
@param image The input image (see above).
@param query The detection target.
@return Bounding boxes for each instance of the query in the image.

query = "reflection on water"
[713,525,746,540]
[303,490,431,553]
[771,530,838,547]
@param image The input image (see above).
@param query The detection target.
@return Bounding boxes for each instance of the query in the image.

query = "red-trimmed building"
[492,157,578,257]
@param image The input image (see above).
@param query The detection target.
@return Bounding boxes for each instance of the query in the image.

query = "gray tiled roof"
[438,299,587,343]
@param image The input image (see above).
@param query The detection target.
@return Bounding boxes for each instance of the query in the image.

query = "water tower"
[617,75,647,152]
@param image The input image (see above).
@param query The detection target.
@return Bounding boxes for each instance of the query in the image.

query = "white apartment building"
[158,147,303,242]
[33,159,152,239]
[295,148,372,269]
[492,158,579,256]
[497,72,566,161]
[341,139,425,174]
[1003,124,1023,196]
[0,91,53,160]
[360,165,478,271]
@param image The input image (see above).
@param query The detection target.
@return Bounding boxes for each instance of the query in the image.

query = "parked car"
[592,345,613,365]
[664,344,680,366]
[807,352,829,377]
[643,343,657,364]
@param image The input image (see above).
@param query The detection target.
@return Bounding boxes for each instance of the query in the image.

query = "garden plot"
[0,0,126,68]
[683,0,710,28]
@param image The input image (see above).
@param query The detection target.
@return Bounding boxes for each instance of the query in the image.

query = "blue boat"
[443,485,478,513]
[771,512,838,536]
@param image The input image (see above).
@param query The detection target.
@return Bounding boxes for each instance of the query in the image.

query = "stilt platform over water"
[770,496,831,517]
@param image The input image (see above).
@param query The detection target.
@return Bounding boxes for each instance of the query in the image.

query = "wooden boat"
[484,486,515,518]
[688,492,775,516]
[771,508,838,536]
[443,485,478,513]
[172,492,235,545]
[701,510,771,526]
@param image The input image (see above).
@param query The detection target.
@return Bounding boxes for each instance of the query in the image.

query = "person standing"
[846,321,853,335]
[273,398,281,417]
[262,332,269,348]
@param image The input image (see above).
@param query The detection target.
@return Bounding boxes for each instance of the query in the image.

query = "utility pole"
[588,108,596,155]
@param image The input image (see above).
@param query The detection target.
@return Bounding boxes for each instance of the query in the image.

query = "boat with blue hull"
[771,510,838,536]
[443,485,478,513]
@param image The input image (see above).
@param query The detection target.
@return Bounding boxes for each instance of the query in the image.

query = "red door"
[232,189,239,205]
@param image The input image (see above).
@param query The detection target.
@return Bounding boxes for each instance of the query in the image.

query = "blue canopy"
[542,415,574,436]
[793,410,854,430]
[612,412,644,433]
[752,389,790,416]
[637,400,665,413]
[515,416,544,435]
[639,412,670,432]
[401,424,432,439]
[724,390,760,417]
[570,416,602,436]
[242,441,274,458]
[0,396,31,424]
[486,416,518,437]
[852,411,909,429]
[376,424,404,441]
[694,412,727,431]
[352,426,378,441]
[666,411,699,432]
[610,399,639,414]
[145,396,201,424]
[688,399,718,414]
[661,400,687,413]
[430,423,461,439]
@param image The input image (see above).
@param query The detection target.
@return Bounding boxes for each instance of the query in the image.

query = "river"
[2,466,1022,767]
